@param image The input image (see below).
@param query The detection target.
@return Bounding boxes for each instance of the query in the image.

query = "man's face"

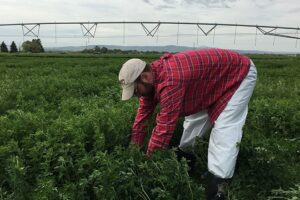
[134,79,154,98]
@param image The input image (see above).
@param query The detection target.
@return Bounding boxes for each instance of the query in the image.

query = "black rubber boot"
[202,171,228,200]
[175,147,196,176]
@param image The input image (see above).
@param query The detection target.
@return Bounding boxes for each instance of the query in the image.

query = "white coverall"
[179,60,257,179]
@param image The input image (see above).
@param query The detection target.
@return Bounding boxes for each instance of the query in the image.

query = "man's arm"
[132,96,157,147]
[146,85,184,156]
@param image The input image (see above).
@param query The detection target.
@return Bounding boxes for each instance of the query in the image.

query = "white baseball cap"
[119,58,146,100]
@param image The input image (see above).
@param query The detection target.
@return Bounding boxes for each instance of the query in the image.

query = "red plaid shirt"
[132,48,250,156]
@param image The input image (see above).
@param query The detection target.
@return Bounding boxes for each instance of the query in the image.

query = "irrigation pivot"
[0,21,299,43]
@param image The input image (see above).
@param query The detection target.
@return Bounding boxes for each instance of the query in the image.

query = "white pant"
[179,60,257,178]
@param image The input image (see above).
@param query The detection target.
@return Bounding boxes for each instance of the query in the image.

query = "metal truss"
[21,23,40,37]
[256,26,297,39]
[197,24,217,36]
[80,23,98,37]
[141,22,160,37]
[1,21,299,40]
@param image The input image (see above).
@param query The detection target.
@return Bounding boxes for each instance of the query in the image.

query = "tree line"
[1,39,45,53]
[82,46,161,54]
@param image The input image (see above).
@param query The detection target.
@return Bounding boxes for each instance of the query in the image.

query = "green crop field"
[0,53,299,200]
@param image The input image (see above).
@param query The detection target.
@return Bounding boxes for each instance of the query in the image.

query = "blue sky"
[0,0,299,52]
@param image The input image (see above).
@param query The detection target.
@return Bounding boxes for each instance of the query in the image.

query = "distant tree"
[32,39,44,53]
[111,48,122,54]
[94,46,101,53]
[21,41,32,52]
[82,48,94,53]
[1,42,8,52]
[100,47,108,54]
[10,41,18,53]
[37,39,44,52]
[21,39,45,53]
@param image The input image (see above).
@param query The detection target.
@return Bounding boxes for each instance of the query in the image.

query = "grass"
[0,52,299,199]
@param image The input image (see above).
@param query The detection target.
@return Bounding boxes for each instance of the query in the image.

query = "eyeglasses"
[134,82,138,95]
[134,78,142,97]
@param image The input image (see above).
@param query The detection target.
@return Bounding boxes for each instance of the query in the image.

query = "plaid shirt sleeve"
[132,97,157,147]
[146,84,185,156]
